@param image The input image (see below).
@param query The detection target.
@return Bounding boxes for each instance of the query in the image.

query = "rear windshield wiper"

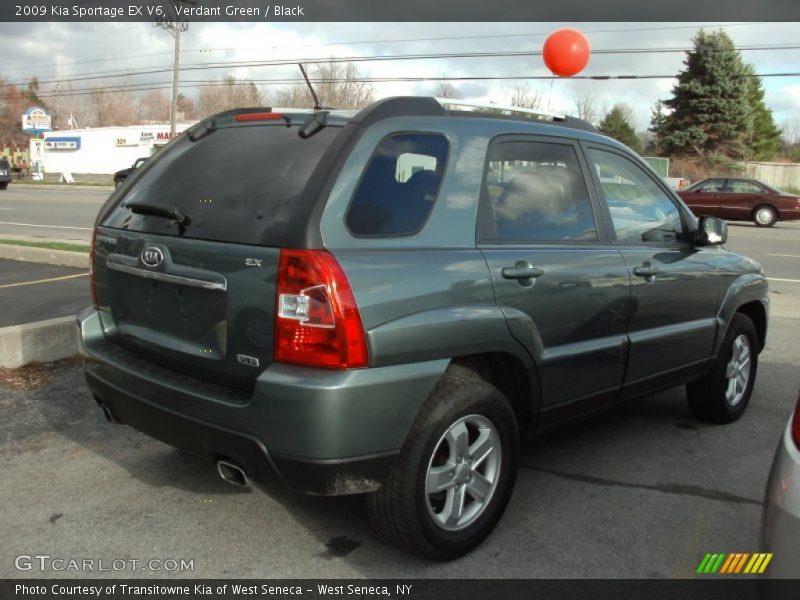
[125,200,192,234]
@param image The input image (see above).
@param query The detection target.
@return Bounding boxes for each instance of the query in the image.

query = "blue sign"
[45,136,81,151]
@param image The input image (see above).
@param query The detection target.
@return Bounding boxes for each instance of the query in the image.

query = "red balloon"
[543,28,590,77]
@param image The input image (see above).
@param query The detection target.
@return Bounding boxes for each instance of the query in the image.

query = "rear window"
[102,124,340,245]
[345,133,448,237]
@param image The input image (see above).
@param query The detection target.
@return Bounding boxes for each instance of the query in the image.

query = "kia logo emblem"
[141,246,164,268]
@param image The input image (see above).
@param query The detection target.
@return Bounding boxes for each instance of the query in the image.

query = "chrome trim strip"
[106,261,227,292]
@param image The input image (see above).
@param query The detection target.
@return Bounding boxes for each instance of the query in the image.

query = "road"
[0,188,798,578]
[0,186,108,242]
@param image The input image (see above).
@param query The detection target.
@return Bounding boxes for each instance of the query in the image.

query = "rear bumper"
[78,307,447,495]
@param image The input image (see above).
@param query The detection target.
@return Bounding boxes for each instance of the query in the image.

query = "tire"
[0,183,7,190]
[686,313,759,423]
[367,374,519,560]
[753,205,777,227]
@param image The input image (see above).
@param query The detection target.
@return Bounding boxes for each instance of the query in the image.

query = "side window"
[346,133,448,236]
[479,141,597,242]
[587,148,684,244]
[729,180,762,194]
[696,178,725,192]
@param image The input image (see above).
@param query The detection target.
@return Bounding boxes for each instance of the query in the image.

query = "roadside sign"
[22,107,52,133]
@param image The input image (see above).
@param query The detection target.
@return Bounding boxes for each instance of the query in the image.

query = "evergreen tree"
[743,64,781,160]
[599,104,642,153]
[650,30,751,161]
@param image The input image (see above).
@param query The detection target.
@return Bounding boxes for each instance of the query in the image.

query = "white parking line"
[0,221,92,231]
[0,207,13,210]
[768,278,800,284]
[767,254,800,259]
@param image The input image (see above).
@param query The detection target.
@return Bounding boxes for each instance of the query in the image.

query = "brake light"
[792,393,800,449]
[275,249,368,369]
[234,112,285,122]
[89,227,98,308]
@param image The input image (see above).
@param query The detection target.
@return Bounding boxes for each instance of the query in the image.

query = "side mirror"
[697,216,727,246]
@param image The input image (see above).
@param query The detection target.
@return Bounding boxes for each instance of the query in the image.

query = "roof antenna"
[298,63,321,110]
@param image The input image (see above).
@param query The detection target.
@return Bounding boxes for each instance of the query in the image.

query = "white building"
[42,123,193,175]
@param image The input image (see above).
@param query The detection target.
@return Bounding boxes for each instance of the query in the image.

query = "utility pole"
[156,1,195,139]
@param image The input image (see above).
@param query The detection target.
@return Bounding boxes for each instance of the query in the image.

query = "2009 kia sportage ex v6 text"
[78,97,768,559]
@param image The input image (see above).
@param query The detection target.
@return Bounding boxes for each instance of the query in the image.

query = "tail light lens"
[275,249,368,369]
[791,393,800,449]
[89,227,98,308]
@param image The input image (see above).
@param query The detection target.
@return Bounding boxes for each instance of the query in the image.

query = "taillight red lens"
[274,249,368,369]
[791,394,800,449]
[89,227,98,308]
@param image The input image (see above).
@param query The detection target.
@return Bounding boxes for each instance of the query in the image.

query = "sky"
[0,21,798,132]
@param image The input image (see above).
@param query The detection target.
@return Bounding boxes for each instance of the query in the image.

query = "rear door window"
[728,180,763,194]
[479,140,598,242]
[102,124,341,246]
[345,133,448,237]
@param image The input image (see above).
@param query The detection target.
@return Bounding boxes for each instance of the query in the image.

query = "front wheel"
[753,205,777,227]
[686,313,759,423]
[367,375,519,559]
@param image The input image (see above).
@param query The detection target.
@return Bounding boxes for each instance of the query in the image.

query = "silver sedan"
[762,393,800,577]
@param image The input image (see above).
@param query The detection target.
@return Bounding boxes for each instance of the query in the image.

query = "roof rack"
[434,98,566,122]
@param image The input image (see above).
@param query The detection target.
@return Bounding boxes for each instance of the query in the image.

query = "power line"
[4,42,799,88]
[0,21,769,74]
[3,72,798,101]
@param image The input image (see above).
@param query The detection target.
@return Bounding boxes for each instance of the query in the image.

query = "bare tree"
[274,62,375,110]
[197,75,263,117]
[139,89,171,123]
[509,82,542,110]
[572,92,602,124]
[434,81,461,99]
[85,82,139,127]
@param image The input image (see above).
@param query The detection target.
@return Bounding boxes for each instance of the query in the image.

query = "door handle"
[633,266,660,277]
[501,261,544,281]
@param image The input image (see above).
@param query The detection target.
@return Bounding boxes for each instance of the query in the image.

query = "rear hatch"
[93,113,345,391]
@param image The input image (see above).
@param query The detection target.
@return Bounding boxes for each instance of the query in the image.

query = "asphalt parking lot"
[0,219,798,579]
[0,259,89,327]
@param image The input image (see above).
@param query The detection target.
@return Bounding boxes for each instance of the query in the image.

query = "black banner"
[1,0,800,22]
[4,579,800,600]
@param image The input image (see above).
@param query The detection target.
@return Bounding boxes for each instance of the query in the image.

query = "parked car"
[78,97,769,559]
[762,391,800,578]
[678,177,800,227]
[0,158,11,190]
[113,157,148,188]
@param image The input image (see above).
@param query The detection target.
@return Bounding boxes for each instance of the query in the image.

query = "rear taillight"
[89,227,98,308]
[791,393,800,449]
[274,249,368,369]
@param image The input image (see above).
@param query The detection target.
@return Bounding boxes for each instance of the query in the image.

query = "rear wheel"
[686,313,758,423]
[367,374,519,559]
[753,205,777,227]
[0,183,8,190]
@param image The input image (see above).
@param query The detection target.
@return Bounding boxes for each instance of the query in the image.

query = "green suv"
[78,97,768,559]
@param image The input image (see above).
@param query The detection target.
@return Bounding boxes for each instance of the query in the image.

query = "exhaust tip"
[95,397,117,424]
[217,460,248,488]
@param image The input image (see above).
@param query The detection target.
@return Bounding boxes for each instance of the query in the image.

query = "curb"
[0,244,90,268]
[11,184,114,191]
[0,316,78,369]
